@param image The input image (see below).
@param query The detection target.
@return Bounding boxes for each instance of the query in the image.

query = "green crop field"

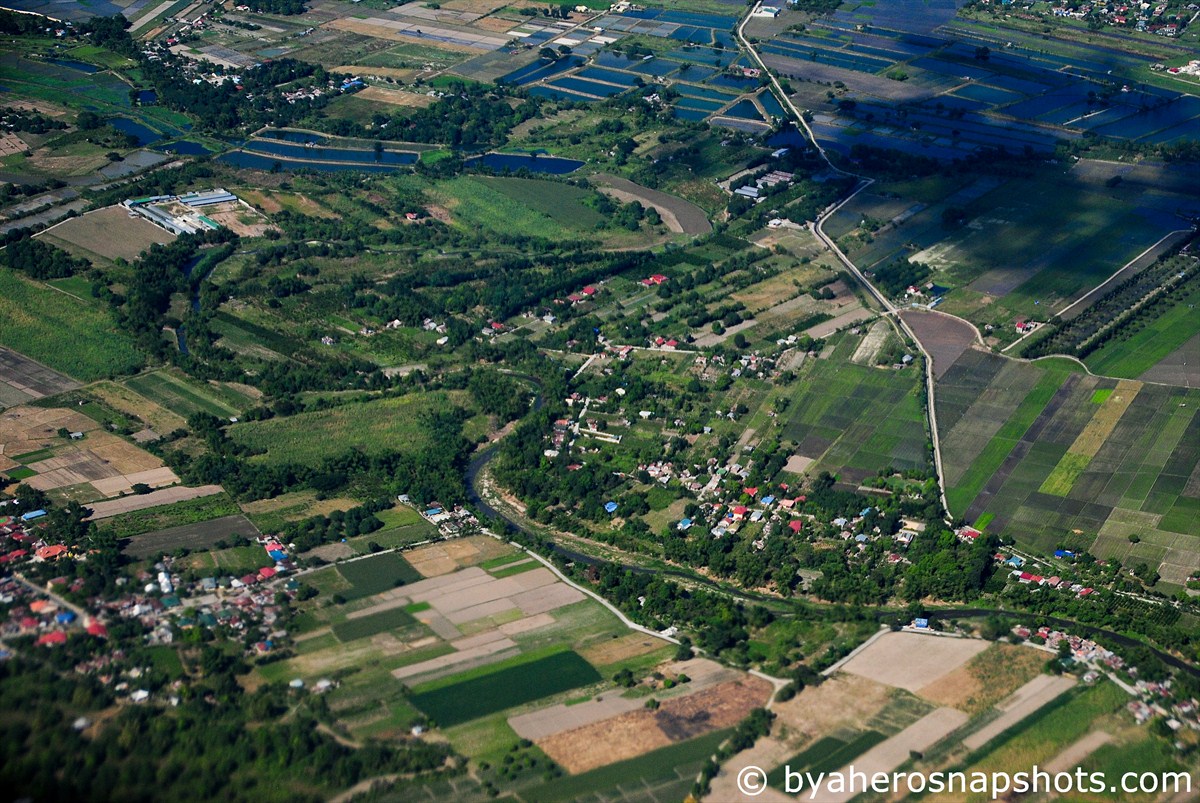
[937,349,1200,586]
[1085,280,1200,378]
[227,391,471,465]
[124,370,245,420]
[336,552,421,599]
[780,338,929,482]
[768,731,888,790]
[431,177,578,240]
[0,269,143,381]
[97,494,242,540]
[332,607,416,641]
[408,650,601,727]
[476,177,606,229]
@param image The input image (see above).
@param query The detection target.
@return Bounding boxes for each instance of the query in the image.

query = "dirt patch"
[900,309,979,379]
[1043,730,1112,775]
[537,676,773,774]
[199,200,278,238]
[783,454,814,474]
[838,632,989,692]
[122,514,260,558]
[40,205,174,262]
[83,484,217,519]
[917,642,1049,714]
[355,86,435,107]
[579,631,667,668]
[591,173,712,235]
[851,320,890,365]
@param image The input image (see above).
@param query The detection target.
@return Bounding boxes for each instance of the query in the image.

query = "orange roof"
[36,545,69,560]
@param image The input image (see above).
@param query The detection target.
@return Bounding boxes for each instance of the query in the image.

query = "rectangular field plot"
[121,513,260,558]
[337,552,422,599]
[408,650,601,727]
[332,607,416,641]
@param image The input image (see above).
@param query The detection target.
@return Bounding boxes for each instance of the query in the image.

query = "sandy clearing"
[421,567,557,614]
[784,454,814,474]
[818,708,968,802]
[511,582,585,615]
[1042,730,1112,775]
[805,306,875,339]
[85,484,222,519]
[89,466,179,496]
[839,632,989,692]
[962,674,1076,751]
[510,690,645,741]
[391,635,517,681]
[444,597,518,625]
[916,642,1047,714]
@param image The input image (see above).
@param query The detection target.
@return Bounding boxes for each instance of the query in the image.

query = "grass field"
[475,177,606,229]
[227,391,470,465]
[0,269,142,381]
[336,552,422,599]
[332,607,416,641]
[430,177,581,241]
[767,731,888,790]
[408,649,601,727]
[124,370,247,420]
[97,493,242,539]
[1085,279,1200,379]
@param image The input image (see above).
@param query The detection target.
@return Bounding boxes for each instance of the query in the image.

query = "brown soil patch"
[538,676,772,774]
[772,674,892,744]
[472,15,521,32]
[441,0,508,13]
[200,201,278,238]
[838,631,988,692]
[425,204,453,224]
[579,631,668,668]
[355,86,435,107]
[916,642,1049,714]
[42,205,175,262]
[899,309,979,379]
[324,19,486,53]
[90,381,185,436]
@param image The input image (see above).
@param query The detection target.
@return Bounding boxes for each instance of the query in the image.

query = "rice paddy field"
[780,333,930,483]
[937,349,1200,589]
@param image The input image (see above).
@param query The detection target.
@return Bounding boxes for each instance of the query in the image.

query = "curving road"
[736,2,951,517]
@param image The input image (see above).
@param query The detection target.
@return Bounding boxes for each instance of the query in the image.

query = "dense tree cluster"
[2,236,89,279]
[243,0,307,13]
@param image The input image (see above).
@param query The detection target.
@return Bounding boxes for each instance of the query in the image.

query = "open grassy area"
[124,369,247,420]
[331,607,416,641]
[227,391,471,465]
[336,552,422,599]
[96,494,243,540]
[475,177,606,229]
[408,649,601,727]
[0,269,142,381]
[1085,280,1200,379]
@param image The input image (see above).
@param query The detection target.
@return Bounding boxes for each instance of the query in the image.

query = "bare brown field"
[200,200,277,237]
[240,490,358,520]
[899,309,979,379]
[441,0,508,13]
[578,631,668,667]
[1,404,178,498]
[917,642,1049,714]
[325,19,488,52]
[40,205,174,262]
[537,676,773,773]
[404,535,512,576]
[814,707,970,803]
[472,15,521,32]
[838,631,989,692]
[0,347,80,409]
[0,131,27,157]
[354,86,435,108]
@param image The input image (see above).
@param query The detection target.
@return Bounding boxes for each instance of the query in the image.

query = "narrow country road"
[735,3,951,517]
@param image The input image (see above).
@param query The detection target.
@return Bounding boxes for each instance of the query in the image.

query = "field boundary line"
[1044,227,1193,325]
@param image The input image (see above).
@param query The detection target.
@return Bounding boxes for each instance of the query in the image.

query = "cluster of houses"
[0,575,106,649]
[1048,0,1193,34]
[1009,623,1200,733]
[1154,58,1200,76]
[967,531,1100,598]
[414,501,480,537]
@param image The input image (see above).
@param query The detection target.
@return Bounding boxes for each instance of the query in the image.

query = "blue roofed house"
[604,501,619,514]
